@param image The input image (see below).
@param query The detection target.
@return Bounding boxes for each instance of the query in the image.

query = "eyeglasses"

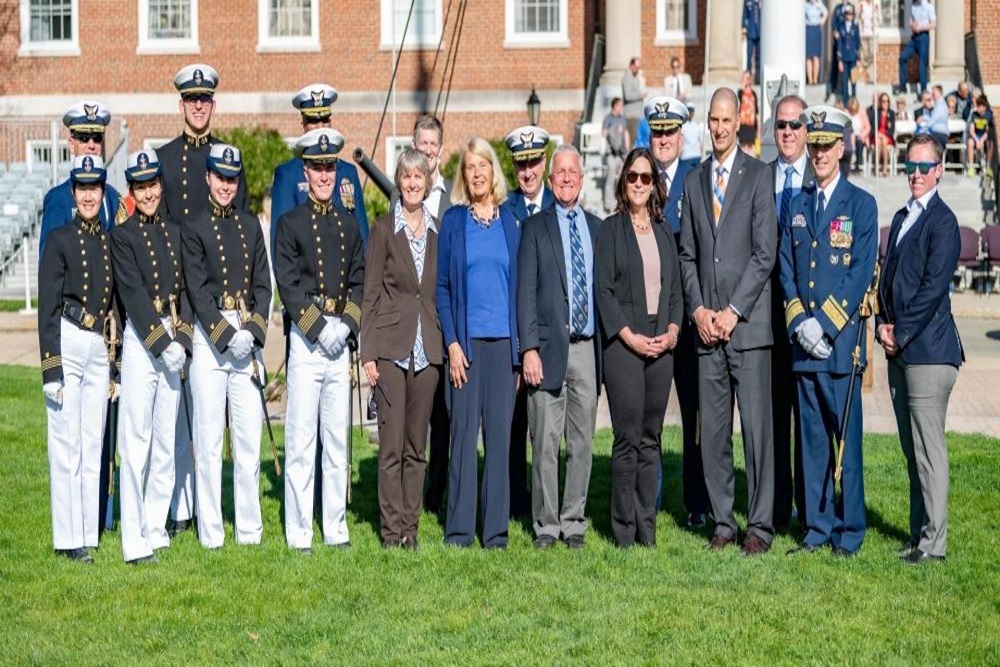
[626,171,654,185]
[774,120,804,131]
[72,133,104,144]
[183,94,214,105]
[903,161,940,175]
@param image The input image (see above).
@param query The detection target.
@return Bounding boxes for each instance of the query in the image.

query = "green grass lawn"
[0,364,997,664]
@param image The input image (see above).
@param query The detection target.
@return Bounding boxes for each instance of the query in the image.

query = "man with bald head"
[678,87,777,555]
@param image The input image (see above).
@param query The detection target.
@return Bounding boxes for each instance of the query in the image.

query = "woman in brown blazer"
[361,148,443,549]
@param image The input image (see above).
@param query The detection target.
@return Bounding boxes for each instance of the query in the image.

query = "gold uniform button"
[842,299,848,307]
[811,241,818,248]
[810,261,816,268]
[809,301,815,308]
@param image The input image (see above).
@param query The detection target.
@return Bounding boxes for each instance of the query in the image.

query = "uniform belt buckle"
[224,295,236,310]
[324,297,337,313]
[153,295,163,314]
[82,312,96,329]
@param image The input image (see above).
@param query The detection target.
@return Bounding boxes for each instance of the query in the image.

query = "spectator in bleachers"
[948,81,973,122]
[895,96,910,121]
[896,0,936,97]
[868,92,896,177]
[737,70,759,156]
[847,97,869,173]
[858,0,881,82]
[663,57,692,102]
[602,98,630,212]
[915,86,949,149]
[946,95,959,119]
[966,94,995,178]
[680,104,704,170]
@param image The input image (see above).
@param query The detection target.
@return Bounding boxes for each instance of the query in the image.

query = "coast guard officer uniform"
[38,155,117,563]
[39,101,125,260]
[836,5,862,105]
[780,106,877,556]
[182,144,271,549]
[503,125,554,517]
[111,149,193,564]
[274,129,365,551]
[159,64,248,222]
[271,84,369,247]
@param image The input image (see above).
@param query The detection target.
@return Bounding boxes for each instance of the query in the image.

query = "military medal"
[831,254,839,265]
[843,252,851,267]
[339,179,355,211]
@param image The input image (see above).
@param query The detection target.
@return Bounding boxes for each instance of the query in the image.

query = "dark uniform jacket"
[506,186,555,225]
[779,176,878,374]
[38,215,117,383]
[271,156,369,250]
[181,200,271,353]
[158,132,248,222]
[39,179,125,259]
[110,208,193,357]
[273,197,365,344]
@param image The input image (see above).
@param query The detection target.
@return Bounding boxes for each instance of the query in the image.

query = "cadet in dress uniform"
[111,149,193,564]
[181,144,271,549]
[158,64,248,223]
[39,102,126,266]
[645,96,709,526]
[780,106,877,557]
[271,83,369,247]
[38,155,117,563]
[274,129,365,552]
[836,4,862,105]
[503,125,554,518]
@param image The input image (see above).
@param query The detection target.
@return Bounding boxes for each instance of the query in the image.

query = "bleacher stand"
[0,165,47,281]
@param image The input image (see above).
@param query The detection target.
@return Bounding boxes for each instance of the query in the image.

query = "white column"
[761,0,806,121]
[599,0,642,89]
[706,0,744,85]
[932,2,966,84]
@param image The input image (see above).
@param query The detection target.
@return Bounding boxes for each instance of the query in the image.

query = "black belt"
[62,302,103,332]
[214,295,254,310]
[569,333,593,344]
[307,293,345,315]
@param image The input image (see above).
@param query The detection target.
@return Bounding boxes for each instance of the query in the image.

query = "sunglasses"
[183,94,214,105]
[774,120,804,131]
[903,161,940,175]
[72,133,104,144]
[626,171,654,185]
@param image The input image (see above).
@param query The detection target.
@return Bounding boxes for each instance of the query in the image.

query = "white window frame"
[504,0,570,50]
[18,0,80,57]
[877,0,911,45]
[25,139,71,172]
[257,0,320,53]
[655,0,698,46]
[379,0,443,51]
[384,136,414,177]
[137,0,200,55]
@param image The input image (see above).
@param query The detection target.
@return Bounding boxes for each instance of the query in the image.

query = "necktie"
[780,165,795,228]
[675,77,681,97]
[568,210,588,336]
[713,165,727,223]
[527,203,538,216]
[817,190,826,221]
[661,169,671,193]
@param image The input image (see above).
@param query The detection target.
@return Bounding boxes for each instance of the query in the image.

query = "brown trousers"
[376,359,440,543]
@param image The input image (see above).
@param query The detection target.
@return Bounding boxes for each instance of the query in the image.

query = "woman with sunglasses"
[867,92,896,177]
[596,147,683,548]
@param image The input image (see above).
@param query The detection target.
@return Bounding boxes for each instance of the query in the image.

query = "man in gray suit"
[518,145,602,550]
[678,87,777,556]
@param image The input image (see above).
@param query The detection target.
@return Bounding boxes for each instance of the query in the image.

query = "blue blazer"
[270,156,369,259]
[506,186,555,224]
[436,203,521,366]
[39,179,122,259]
[837,22,862,64]
[877,193,964,367]
[779,177,878,374]
[662,159,694,237]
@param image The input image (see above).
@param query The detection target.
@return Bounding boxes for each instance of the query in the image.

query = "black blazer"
[596,211,683,341]
[517,205,602,392]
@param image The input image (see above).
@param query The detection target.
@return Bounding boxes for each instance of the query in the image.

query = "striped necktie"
[780,165,795,228]
[527,203,538,216]
[713,165,727,223]
[568,210,588,336]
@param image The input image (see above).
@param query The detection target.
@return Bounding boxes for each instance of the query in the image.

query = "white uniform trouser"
[118,317,181,561]
[189,311,263,548]
[170,370,195,522]
[284,319,351,548]
[46,318,109,550]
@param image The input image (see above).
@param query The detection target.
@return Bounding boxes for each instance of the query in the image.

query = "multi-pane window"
[148,0,192,39]
[656,0,697,44]
[661,0,689,32]
[27,0,73,42]
[513,0,560,34]
[381,0,441,48]
[267,0,313,38]
[880,0,906,29]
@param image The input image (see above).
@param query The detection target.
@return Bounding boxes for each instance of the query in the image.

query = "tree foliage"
[215,126,293,214]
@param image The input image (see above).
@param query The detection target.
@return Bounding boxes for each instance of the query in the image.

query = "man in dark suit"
[678,87,777,556]
[877,134,963,564]
[518,145,602,550]
[769,95,814,531]
[645,95,707,527]
[780,105,877,558]
[504,125,555,518]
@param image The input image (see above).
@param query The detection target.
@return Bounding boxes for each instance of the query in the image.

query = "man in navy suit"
[780,105,877,557]
[518,145,602,549]
[270,84,368,249]
[645,95,708,527]
[877,134,963,564]
[742,0,762,84]
[836,4,862,105]
[504,125,555,518]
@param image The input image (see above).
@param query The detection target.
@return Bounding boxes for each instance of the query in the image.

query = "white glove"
[161,341,186,373]
[43,381,63,406]
[327,321,351,358]
[810,337,833,360]
[795,317,825,352]
[228,330,254,360]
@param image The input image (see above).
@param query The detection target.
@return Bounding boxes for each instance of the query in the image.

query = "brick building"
[0,0,996,181]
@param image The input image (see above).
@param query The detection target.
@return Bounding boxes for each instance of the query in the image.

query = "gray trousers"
[527,341,598,539]
[699,344,775,543]
[888,358,958,557]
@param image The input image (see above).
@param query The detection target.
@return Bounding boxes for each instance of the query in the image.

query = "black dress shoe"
[382,539,401,549]
[533,534,557,549]
[686,512,707,528]
[786,541,824,555]
[169,519,192,536]
[127,555,159,565]
[904,549,945,565]
[832,547,857,558]
[56,548,94,563]
[564,535,585,550]
[401,536,420,551]
[897,541,918,558]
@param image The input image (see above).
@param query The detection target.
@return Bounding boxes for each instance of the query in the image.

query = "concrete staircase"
[852,171,991,230]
